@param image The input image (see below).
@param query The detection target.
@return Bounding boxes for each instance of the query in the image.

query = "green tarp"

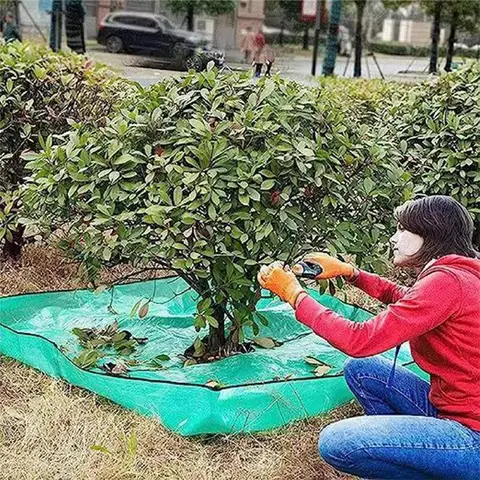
[0,277,420,435]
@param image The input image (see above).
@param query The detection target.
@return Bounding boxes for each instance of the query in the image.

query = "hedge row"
[369,41,479,59]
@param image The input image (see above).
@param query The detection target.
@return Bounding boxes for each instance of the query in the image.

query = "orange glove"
[257,262,306,307]
[301,253,356,280]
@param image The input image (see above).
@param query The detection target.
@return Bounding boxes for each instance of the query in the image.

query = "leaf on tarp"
[183,359,197,367]
[314,365,332,377]
[129,299,143,318]
[94,284,109,295]
[154,354,170,362]
[253,337,276,349]
[304,356,329,366]
[102,361,129,376]
[205,380,221,390]
[102,320,119,336]
[112,331,129,344]
[73,349,103,369]
[138,301,150,319]
[72,327,93,342]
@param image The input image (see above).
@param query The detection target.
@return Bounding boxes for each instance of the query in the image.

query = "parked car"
[98,11,224,71]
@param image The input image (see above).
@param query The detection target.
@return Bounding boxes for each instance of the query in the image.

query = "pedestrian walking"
[240,26,255,64]
[2,12,21,43]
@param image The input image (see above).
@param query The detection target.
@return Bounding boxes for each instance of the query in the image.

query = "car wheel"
[106,35,124,54]
[184,54,204,72]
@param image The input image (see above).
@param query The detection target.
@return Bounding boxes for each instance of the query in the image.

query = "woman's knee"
[318,419,356,469]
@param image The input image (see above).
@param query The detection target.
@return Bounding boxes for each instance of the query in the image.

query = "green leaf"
[206,315,219,328]
[261,179,275,190]
[127,429,137,457]
[154,354,170,362]
[90,445,112,455]
[173,187,183,205]
[253,337,276,349]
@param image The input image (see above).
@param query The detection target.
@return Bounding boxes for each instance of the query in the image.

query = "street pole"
[322,0,343,76]
[311,0,322,76]
[50,0,63,51]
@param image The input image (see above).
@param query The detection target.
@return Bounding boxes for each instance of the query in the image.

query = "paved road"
[88,47,430,87]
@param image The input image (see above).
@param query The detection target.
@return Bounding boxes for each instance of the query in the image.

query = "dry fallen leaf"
[138,301,150,319]
[314,365,332,377]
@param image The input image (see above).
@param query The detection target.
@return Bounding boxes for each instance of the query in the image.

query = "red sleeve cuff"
[295,295,329,330]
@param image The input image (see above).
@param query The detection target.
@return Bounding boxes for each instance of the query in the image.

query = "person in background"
[264,42,275,76]
[2,12,22,43]
[252,26,266,78]
[65,0,86,54]
[258,195,480,480]
[240,26,255,64]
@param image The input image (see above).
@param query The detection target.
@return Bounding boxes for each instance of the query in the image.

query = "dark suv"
[98,11,224,71]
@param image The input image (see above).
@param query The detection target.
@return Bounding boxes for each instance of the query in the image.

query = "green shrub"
[317,76,413,124]
[384,62,480,244]
[370,41,478,59]
[23,68,413,356]
[0,41,134,258]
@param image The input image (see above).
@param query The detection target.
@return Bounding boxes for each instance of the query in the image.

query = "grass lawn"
[0,246,363,480]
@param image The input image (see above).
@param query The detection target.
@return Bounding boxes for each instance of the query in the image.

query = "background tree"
[265,0,312,50]
[427,0,442,73]
[383,0,445,73]
[166,0,236,32]
[353,0,367,77]
[443,0,480,71]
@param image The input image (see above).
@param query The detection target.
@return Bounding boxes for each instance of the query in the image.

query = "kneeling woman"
[258,195,480,480]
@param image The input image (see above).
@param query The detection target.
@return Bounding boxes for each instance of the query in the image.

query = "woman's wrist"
[293,291,308,309]
[345,267,360,282]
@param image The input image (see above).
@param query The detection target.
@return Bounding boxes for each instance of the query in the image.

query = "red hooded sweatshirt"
[295,255,480,431]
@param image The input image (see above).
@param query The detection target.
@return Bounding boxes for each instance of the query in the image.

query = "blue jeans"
[319,357,480,479]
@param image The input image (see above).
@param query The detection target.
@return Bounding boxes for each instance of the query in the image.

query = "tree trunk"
[187,4,194,32]
[429,1,442,74]
[302,25,309,50]
[445,9,458,72]
[353,0,366,78]
[2,226,24,261]
[207,304,226,353]
[322,0,343,76]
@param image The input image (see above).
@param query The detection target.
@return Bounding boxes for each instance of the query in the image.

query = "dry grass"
[0,246,363,480]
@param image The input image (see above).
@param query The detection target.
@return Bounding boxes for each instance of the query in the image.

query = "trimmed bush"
[0,42,134,258]
[23,67,413,355]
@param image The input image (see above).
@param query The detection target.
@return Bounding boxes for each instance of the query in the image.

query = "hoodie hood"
[422,254,480,280]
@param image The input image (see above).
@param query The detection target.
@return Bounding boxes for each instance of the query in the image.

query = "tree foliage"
[384,61,480,244]
[23,67,412,356]
[166,0,236,31]
[0,42,132,258]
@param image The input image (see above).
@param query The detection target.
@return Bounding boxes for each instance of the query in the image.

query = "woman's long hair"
[394,195,479,268]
